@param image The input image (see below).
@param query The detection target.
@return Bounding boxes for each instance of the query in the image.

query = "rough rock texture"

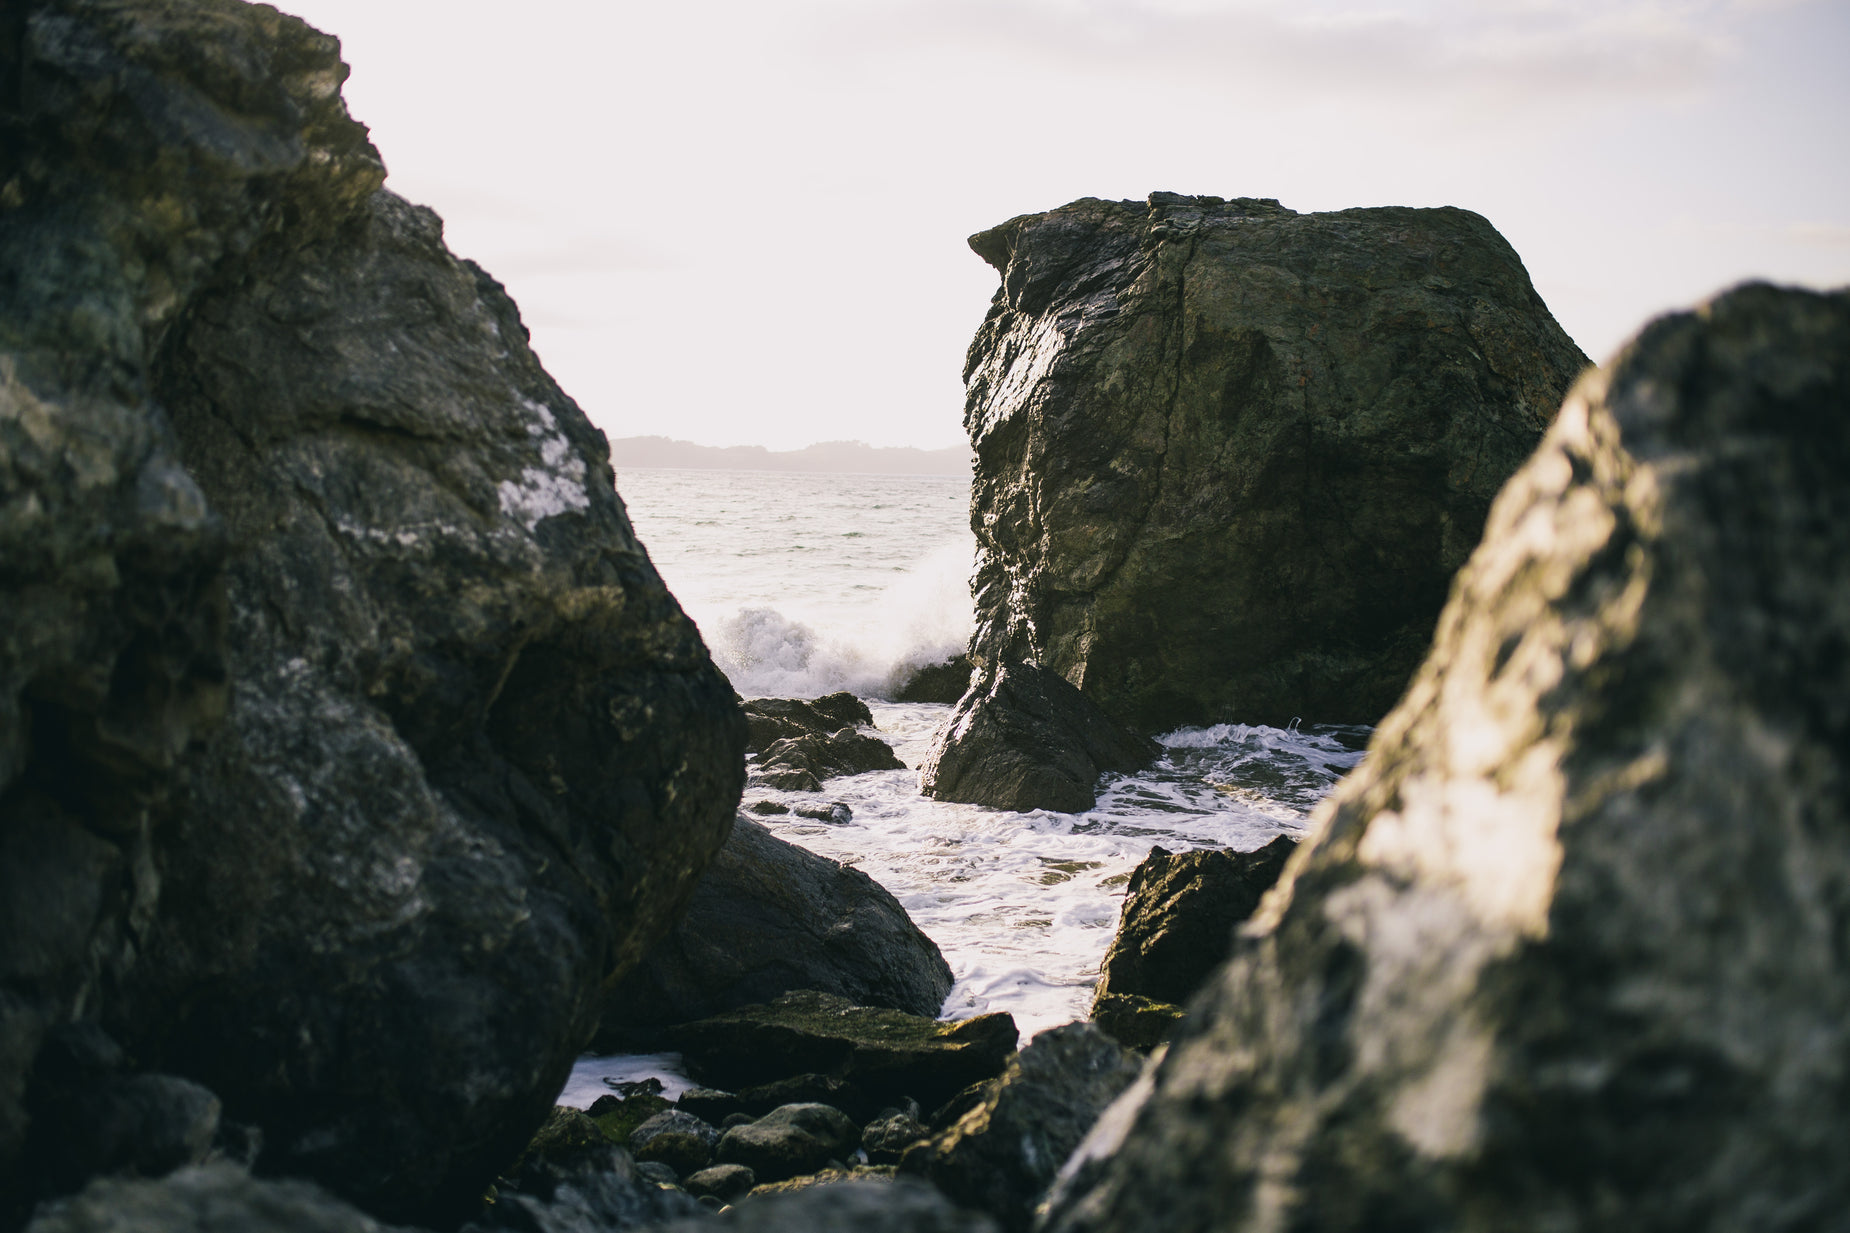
[961,192,1587,731]
[1041,283,1850,1233]
[23,1165,394,1233]
[1086,994,1183,1053]
[593,816,953,1049]
[743,694,875,751]
[920,662,1156,813]
[755,730,905,792]
[684,1163,755,1202]
[669,991,1018,1116]
[0,0,743,1224]
[463,1125,702,1233]
[1091,837,1297,1011]
[652,1178,997,1233]
[715,1102,862,1184]
[899,1024,1138,1232]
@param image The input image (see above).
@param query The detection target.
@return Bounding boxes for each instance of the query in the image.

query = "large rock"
[920,662,1156,813]
[899,1024,1138,1232]
[960,192,1588,731]
[667,991,1018,1116]
[595,817,953,1049]
[0,1,743,1224]
[24,1165,394,1233]
[651,1177,996,1233]
[715,1103,862,1184]
[1090,837,1297,1010]
[1041,283,1850,1232]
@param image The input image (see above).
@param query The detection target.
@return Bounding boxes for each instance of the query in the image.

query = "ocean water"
[558,468,1367,1106]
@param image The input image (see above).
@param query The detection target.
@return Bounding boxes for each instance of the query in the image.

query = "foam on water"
[617,469,974,698]
[562,468,1370,1105]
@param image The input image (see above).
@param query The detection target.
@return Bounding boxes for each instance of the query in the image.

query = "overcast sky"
[279,0,1849,451]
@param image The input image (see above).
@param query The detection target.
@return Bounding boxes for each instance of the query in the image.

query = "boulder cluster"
[5,1,1848,1231]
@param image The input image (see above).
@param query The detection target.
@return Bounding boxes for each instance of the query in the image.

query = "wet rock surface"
[899,1024,1138,1233]
[1042,284,1850,1233]
[744,694,905,791]
[960,192,1587,731]
[890,656,975,704]
[595,817,952,1050]
[1090,836,1297,1012]
[920,662,1156,813]
[666,991,1018,1118]
[0,0,743,1224]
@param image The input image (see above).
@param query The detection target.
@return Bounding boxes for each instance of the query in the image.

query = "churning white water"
[559,468,1366,1107]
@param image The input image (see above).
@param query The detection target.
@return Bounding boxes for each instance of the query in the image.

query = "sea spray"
[563,468,1368,1105]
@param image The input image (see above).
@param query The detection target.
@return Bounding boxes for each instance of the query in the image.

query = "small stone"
[684,1162,756,1203]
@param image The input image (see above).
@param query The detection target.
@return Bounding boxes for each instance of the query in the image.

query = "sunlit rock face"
[961,193,1588,731]
[1041,283,1850,1233]
[0,0,743,1224]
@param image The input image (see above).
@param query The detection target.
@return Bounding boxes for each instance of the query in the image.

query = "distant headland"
[609,435,973,476]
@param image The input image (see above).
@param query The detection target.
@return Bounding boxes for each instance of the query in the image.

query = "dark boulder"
[862,1106,929,1164]
[667,991,1018,1116]
[920,662,1156,813]
[960,192,1588,731]
[464,1109,702,1233]
[899,1024,1138,1232]
[1041,284,1850,1233]
[1091,836,1297,1014]
[756,731,905,791]
[595,817,953,1049]
[24,1165,395,1233]
[890,657,975,704]
[629,1110,719,1176]
[743,694,876,752]
[715,1103,862,1184]
[0,1,743,1223]
[684,1163,756,1203]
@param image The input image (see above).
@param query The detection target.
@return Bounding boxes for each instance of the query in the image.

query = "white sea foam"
[562,468,1370,1105]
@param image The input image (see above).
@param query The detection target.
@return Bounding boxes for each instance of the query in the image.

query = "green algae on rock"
[959,192,1588,731]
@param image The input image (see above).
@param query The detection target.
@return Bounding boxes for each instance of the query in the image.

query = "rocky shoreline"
[5,2,1848,1231]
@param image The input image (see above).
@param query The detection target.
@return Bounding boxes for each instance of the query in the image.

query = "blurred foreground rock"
[596,816,952,1050]
[1043,283,1850,1233]
[957,192,1587,731]
[1,0,742,1224]
[900,1024,1138,1232]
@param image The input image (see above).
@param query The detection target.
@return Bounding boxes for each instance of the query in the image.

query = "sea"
[559,468,1367,1105]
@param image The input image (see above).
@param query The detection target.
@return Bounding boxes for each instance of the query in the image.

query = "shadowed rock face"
[962,193,1588,731]
[1041,283,1850,1233]
[594,817,953,1050]
[0,0,743,1224]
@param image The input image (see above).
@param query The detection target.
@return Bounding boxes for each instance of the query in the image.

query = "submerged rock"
[667,991,1018,1116]
[594,817,953,1049]
[1042,284,1850,1233]
[961,192,1588,731]
[920,662,1156,813]
[0,0,743,1222]
[1091,837,1297,1014]
[900,1023,1139,1232]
